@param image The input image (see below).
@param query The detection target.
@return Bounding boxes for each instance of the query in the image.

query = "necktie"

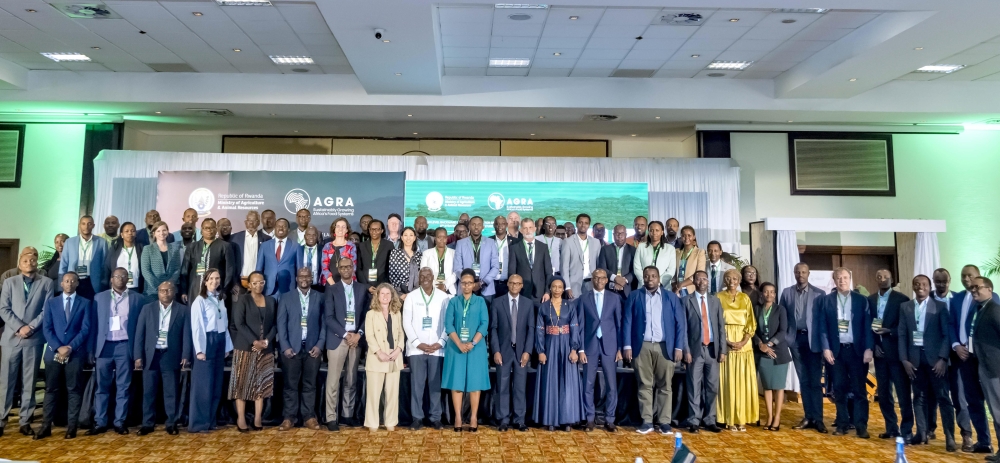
[710,266,718,294]
[511,297,518,338]
[65,297,72,322]
[596,292,603,338]
[527,243,534,268]
[701,296,710,345]
[276,240,282,261]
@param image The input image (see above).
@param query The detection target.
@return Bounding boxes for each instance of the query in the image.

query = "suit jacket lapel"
[24,274,40,304]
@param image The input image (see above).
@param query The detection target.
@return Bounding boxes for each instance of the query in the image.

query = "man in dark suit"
[256,218,300,299]
[868,268,913,440]
[579,269,622,432]
[969,277,1000,463]
[491,215,519,298]
[296,227,325,294]
[230,210,272,294]
[950,265,999,453]
[0,250,55,438]
[506,218,551,305]
[277,268,326,431]
[133,281,190,436]
[780,262,827,433]
[681,270,727,434]
[35,272,91,440]
[596,224,635,303]
[899,274,955,451]
[136,210,173,248]
[819,267,874,439]
[87,267,145,435]
[324,257,371,431]
[356,219,391,291]
[179,218,236,304]
[489,274,535,432]
[622,266,687,435]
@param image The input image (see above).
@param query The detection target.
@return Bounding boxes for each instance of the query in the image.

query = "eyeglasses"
[111,275,128,280]
[970,285,990,292]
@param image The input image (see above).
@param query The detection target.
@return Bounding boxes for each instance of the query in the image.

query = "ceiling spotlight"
[26,9,37,13]
[41,52,91,62]
[849,78,857,81]
[787,120,793,123]
[631,134,637,137]
[655,116,661,119]
[569,15,579,20]
[538,116,545,119]
[407,114,412,117]
[916,64,965,73]
[530,133,536,135]
[270,113,275,116]
[395,72,402,76]
[553,52,561,56]
[91,47,100,50]
[729,18,739,22]
[269,55,313,65]
[413,132,418,135]
[707,60,753,70]
[192,12,203,16]
[781,19,797,24]
[690,54,700,58]
[293,130,299,133]
[233,48,241,52]
[155,111,162,114]
[382,39,390,43]
[914,47,924,50]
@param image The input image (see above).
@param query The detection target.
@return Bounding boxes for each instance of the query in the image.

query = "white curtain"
[914,232,940,280]
[775,230,799,295]
[94,150,742,252]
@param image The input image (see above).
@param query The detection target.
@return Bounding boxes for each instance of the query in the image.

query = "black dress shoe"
[86,426,108,436]
[688,425,700,434]
[19,425,34,436]
[928,432,937,440]
[250,424,263,431]
[166,425,179,435]
[585,421,595,432]
[986,453,1000,462]
[832,428,848,436]
[974,444,995,454]
[604,423,617,432]
[432,421,443,430]
[64,427,77,439]
[114,426,129,435]
[705,424,722,433]
[857,429,870,439]
[517,424,528,432]
[33,426,51,440]
[878,432,898,439]
[498,424,509,432]
[792,418,812,430]
[910,435,928,445]
[327,421,340,432]
[0,427,4,437]
[138,426,154,436]
[947,439,958,452]
[410,422,423,431]
[815,422,828,434]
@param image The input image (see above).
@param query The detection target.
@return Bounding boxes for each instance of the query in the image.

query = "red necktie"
[275,240,282,261]
[701,296,710,346]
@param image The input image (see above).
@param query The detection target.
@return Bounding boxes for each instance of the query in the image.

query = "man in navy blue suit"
[622,266,686,435]
[87,267,145,436]
[579,268,622,432]
[277,268,325,431]
[133,281,190,436]
[820,267,874,439]
[35,272,91,440]
[256,218,300,299]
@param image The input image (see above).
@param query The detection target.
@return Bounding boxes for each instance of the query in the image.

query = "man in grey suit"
[900,274,956,451]
[780,262,828,433]
[0,250,55,437]
[579,269,622,432]
[682,270,727,433]
[560,213,601,299]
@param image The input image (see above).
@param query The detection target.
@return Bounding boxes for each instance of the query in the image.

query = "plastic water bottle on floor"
[635,458,644,463]
[895,436,908,462]
[675,431,682,450]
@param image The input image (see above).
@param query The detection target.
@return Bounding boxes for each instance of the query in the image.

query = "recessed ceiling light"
[41,52,91,62]
[530,133,536,135]
[569,15,579,20]
[916,64,964,73]
[690,54,700,58]
[233,48,241,52]
[489,58,530,67]
[729,18,739,22]
[707,60,752,70]
[631,134,637,137]
[91,47,100,50]
[538,116,545,119]
[215,0,272,5]
[914,47,924,50]
[155,111,162,114]
[849,78,857,81]
[382,39,390,43]
[495,4,548,8]
[407,114,412,117]
[781,19,797,24]
[655,116,660,119]
[413,132,418,135]
[508,13,532,21]
[787,120,793,123]
[706,73,726,77]
[192,12,203,16]
[269,55,313,65]
[293,130,299,133]
[25,9,37,13]
[270,113,275,116]
[553,52,561,56]
[395,72,402,76]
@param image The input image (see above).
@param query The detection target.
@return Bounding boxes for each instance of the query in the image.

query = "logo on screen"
[188,188,215,217]
[425,192,444,212]
[284,189,311,214]
[488,193,505,210]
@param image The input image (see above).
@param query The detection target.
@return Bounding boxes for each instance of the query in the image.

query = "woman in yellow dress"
[717,268,759,431]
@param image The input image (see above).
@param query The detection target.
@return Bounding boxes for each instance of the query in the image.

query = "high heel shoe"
[454,425,463,432]
[770,425,781,432]
[237,425,250,433]
[763,425,772,431]
[251,423,263,431]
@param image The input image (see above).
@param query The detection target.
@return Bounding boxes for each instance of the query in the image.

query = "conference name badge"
[346,311,355,325]
[76,265,88,275]
[110,315,122,331]
[913,331,924,347]
[157,330,168,346]
[196,262,206,276]
[422,316,433,330]
[368,268,377,282]
[838,319,849,334]
[498,261,503,273]
[472,263,481,278]
[437,273,445,282]
[460,327,471,342]
[127,271,134,286]
[301,314,308,326]
[871,318,883,331]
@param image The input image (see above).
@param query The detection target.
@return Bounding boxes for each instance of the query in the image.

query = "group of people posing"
[1,208,999,462]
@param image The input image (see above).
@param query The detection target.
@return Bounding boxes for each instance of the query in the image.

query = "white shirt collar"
[64,292,75,303]
[594,289,605,297]
[160,302,172,311]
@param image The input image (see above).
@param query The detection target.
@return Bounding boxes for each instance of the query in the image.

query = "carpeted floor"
[0,400,984,462]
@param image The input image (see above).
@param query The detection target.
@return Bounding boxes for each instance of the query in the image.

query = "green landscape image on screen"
[404,180,649,234]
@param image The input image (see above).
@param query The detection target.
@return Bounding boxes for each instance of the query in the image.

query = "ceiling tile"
[443,47,489,58]
[444,67,488,76]
[641,25,697,40]
[310,55,349,66]
[537,36,588,48]
[219,4,283,21]
[670,52,720,62]
[749,60,799,72]
[598,8,660,25]
[618,58,665,69]
[541,23,597,38]
[942,52,997,67]
[438,6,494,25]
[0,10,35,30]
[444,57,488,68]
[691,26,750,40]
[894,72,941,81]
[321,64,354,74]
[937,56,1000,81]
[585,37,636,49]
[791,26,854,41]
[682,38,737,50]
[974,71,1000,81]
[257,42,308,56]
[653,69,697,78]
[546,7,605,24]
[0,37,31,53]
[285,19,331,35]
[702,10,770,27]
[735,70,780,79]
[440,22,491,37]
[960,43,1000,56]
[443,35,490,48]
[528,67,571,77]
[715,49,767,61]
[580,48,629,60]
[493,8,548,25]
[487,67,529,76]
[492,23,544,37]
[570,67,613,77]
[625,49,675,61]
[489,47,536,59]
[531,58,576,69]
[591,24,646,38]
[742,13,817,41]
[305,43,345,56]
[727,39,784,52]
[813,12,880,29]
[632,38,686,50]
[660,59,713,70]
[491,36,538,48]
[574,58,622,69]
[536,48,581,59]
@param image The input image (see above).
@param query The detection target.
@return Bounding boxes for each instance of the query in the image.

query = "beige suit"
[364,309,404,430]
[675,247,707,294]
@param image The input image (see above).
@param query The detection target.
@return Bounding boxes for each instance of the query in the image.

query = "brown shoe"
[278,419,294,431]
[305,418,321,431]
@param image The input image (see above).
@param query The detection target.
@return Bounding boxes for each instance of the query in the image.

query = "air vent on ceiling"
[611,69,656,78]
[508,13,532,20]
[51,3,122,19]
[148,63,197,73]
[186,108,234,117]
[586,114,619,121]
[658,13,703,25]
[789,133,894,196]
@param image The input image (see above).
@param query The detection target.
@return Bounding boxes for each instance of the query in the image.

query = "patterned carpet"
[0,400,985,462]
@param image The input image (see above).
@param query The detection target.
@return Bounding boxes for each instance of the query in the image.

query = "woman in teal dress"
[442,269,491,432]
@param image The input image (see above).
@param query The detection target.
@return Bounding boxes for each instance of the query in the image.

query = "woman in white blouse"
[188,268,234,433]
[419,228,456,295]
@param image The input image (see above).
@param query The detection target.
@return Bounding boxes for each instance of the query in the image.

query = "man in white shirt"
[492,216,516,298]
[560,213,601,299]
[294,209,311,245]
[538,216,562,275]
[261,209,277,238]
[705,241,734,295]
[506,211,521,241]
[231,211,271,294]
[402,268,448,430]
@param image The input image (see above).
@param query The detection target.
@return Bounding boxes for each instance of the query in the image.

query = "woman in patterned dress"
[229,271,277,432]
[388,227,422,300]
[322,217,357,285]
[533,277,584,431]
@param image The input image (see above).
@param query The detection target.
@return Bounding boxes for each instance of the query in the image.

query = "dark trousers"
[42,355,85,428]
[950,354,992,445]
[913,356,955,442]
[142,349,181,428]
[281,346,321,422]
[874,356,913,437]
[583,342,618,423]
[494,347,529,426]
[95,340,131,428]
[76,278,96,301]
[189,332,225,432]
[494,279,509,298]
[832,344,869,431]
[409,354,443,422]
[792,331,825,423]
